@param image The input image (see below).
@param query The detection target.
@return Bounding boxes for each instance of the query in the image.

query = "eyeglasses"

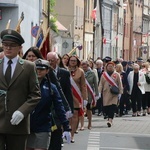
[2,43,20,49]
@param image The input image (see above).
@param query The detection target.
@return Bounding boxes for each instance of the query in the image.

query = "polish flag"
[91,8,96,20]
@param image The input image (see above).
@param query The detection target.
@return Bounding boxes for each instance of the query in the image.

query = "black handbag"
[110,85,119,95]
[103,72,119,95]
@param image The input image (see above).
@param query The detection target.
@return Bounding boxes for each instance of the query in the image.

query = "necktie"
[5,60,12,84]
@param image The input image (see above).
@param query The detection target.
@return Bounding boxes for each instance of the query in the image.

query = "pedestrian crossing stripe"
[87,131,100,150]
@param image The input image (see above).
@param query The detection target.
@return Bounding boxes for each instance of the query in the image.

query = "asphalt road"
[63,113,150,150]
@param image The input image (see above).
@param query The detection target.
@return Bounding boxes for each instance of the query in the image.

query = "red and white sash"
[85,79,96,107]
[103,72,118,87]
[70,77,83,110]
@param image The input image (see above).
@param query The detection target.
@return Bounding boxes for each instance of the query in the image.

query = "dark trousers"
[104,104,117,119]
[142,92,150,109]
[120,93,129,115]
[49,127,62,150]
[0,134,27,150]
[142,93,147,110]
[92,97,103,115]
[146,92,150,107]
[131,90,142,113]
[97,97,103,114]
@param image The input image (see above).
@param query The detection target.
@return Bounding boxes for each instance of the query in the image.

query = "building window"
[86,0,90,21]
[113,13,117,31]
[75,6,78,27]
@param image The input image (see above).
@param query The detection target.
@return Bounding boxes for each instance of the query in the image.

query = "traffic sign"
[31,26,39,37]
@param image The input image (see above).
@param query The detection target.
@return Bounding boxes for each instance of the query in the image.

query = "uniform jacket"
[99,71,123,106]
[30,78,69,133]
[85,69,99,103]
[57,67,74,113]
[0,58,41,134]
[69,67,87,108]
[128,70,146,95]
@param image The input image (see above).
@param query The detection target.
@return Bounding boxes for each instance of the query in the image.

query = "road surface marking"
[87,131,100,150]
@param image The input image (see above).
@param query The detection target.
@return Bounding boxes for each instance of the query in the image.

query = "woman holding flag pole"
[99,61,123,127]
[81,60,99,130]
[67,55,87,143]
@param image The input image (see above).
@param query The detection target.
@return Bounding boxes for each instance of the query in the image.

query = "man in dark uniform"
[0,29,41,150]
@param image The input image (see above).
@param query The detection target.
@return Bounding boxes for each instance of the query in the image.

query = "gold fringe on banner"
[15,12,24,33]
[5,19,11,29]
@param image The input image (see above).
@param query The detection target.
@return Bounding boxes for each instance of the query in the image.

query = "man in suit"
[47,52,73,150]
[94,59,103,116]
[0,29,41,150]
[47,52,73,113]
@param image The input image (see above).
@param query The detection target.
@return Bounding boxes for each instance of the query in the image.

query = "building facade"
[141,0,150,61]
[130,0,143,61]
[123,0,131,60]
[0,0,41,52]
[54,0,95,59]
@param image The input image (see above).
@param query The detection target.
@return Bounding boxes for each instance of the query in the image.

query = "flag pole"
[68,47,77,56]
[39,27,50,51]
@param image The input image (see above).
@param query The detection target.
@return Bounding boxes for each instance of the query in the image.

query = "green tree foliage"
[50,0,58,32]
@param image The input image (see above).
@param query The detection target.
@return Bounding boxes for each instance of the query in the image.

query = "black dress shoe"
[107,121,112,127]
[104,115,108,119]
[71,140,75,143]
[132,114,136,117]
[98,113,102,116]
[137,113,141,116]
[143,113,146,116]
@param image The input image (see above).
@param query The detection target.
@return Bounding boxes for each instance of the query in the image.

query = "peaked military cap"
[0,29,24,45]
[34,58,50,69]
[137,57,143,62]
[102,56,112,63]
[121,61,127,67]
[128,61,134,65]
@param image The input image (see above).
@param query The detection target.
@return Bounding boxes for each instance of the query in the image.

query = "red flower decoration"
[71,71,75,77]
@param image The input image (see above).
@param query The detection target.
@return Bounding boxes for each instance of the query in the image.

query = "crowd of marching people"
[1,29,150,150]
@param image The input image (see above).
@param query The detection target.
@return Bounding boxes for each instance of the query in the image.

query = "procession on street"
[1,0,150,150]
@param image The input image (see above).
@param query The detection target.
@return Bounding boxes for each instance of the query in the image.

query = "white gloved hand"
[118,94,121,100]
[83,100,88,108]
[95,94,100,101]
[66,110,73,119]
[10,110,24,125]
[99,93,101,98]
[62,131,71,144]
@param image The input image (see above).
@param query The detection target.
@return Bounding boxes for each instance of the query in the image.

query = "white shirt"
[3,56,18,78]
[53,66,58,75]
